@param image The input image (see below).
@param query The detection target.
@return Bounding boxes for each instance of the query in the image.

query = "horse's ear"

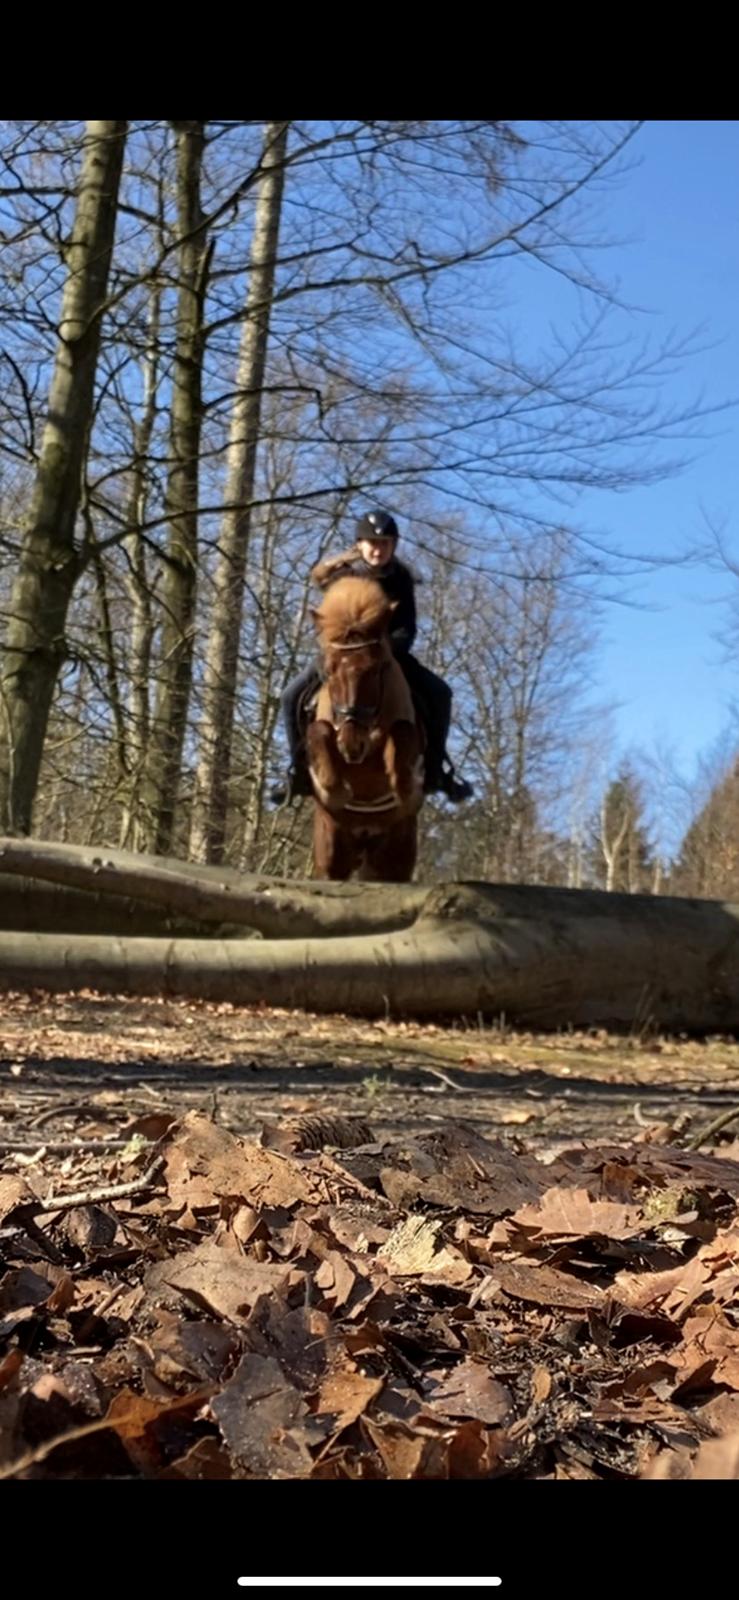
[310,606,322,626]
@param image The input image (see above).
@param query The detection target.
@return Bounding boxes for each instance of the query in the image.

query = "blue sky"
[561,122,738,775]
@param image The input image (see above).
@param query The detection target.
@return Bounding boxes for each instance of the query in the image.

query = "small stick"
[684,1105,739,1151]
[0,1139,150,1155]
[416,1064,472,1094]
[13,1156,166,1223]
[29,1103,123,1129]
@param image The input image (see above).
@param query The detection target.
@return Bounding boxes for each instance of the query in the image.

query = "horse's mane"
[315,576,391,646]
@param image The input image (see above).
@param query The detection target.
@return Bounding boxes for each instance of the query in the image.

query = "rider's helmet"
[356,509,399,543]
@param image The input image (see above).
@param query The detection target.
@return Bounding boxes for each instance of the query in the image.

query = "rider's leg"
[397,655,473,802]
[270,662,321,805]
[398,656,448,784]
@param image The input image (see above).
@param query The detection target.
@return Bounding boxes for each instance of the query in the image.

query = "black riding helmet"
[356,509,399,543]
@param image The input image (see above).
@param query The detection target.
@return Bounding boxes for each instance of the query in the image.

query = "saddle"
[297,681,429,747]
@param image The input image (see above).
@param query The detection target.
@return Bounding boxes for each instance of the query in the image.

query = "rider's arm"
[389,568,417,655]
[311,546,361,588]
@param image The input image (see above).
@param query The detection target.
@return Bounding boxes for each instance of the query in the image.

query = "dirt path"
[3,992,739,1156]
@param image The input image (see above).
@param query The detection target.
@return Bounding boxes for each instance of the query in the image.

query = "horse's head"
[313,576,394,765]
[325,639,388,762]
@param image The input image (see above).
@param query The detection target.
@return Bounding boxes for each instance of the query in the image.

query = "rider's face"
[359,536,395,568]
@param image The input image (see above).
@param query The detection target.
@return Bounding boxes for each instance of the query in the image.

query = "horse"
[305,576,426,881]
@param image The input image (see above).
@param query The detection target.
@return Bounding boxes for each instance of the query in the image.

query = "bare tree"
[190,121,289,864]
[593,764,655,892]
[139,122,210,854]
[0,121,127,833]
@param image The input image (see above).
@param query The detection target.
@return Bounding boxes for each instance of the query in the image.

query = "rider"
[269,510,474,807]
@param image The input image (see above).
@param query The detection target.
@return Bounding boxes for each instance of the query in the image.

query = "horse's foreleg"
[313,807,356,880]
[362,818,418,883]
[383,719,423,805]
[307,720,346,804]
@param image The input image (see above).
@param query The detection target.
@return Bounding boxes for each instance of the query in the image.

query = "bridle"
[325,637,387,728]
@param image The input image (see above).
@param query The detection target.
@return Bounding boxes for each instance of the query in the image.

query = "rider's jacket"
[313,553,417,658]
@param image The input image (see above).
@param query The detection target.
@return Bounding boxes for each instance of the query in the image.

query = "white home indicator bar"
[237,1582,502,1590]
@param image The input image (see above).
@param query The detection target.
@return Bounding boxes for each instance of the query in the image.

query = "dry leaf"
[161,1438,233,1479]
[316,1366,383,1435]
[531,1366,552,1404]
[422,1361,512,1426]
[147,1241,293,1324]
[0,1174,34,1224]
[375,1125,545,1215]
[643,1431,739,1479]
[483,1260,605,1311]
[163,1112,322,1213]
[211,1354,313,1477]
[676,1312,739,1392]
[511,1186,645,1241]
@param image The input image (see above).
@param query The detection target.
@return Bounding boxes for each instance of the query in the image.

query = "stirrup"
[269,767,312,808]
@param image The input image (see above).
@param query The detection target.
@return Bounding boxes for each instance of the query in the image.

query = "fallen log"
[0,836,423,937]
[1,872,739,1031]
[0,877,252,938]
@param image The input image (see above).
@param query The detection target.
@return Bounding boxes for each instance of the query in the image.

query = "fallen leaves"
[510,1186,645,1242]
[643,1429,739,1479]
[161,1112,325,1213]
[4,1105,739,1479]
[422,1360,512,1425]
[147,1241,294,1324]
[210,1353,314,1477]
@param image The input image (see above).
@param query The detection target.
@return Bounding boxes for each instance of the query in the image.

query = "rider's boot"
[436,753,474,804]
[269,758,313,808]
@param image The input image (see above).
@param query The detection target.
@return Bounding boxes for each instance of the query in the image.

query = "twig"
[0,1138,150,1155]
[95,1281,127,1317]
[684,1105,739,1152]
[23,1155,165,1219]
[30,1102,124,1129]
[313,1150,395,1209]
[416,1063,472,1094]
[13,1215,66,1265]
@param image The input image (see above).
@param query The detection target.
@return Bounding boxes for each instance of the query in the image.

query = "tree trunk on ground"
[0,878,249,938]
[190,120,289,866]
[0,835,422,936]
[140,121,210,856]
[0,121,127,836]
[2,837,739,1029]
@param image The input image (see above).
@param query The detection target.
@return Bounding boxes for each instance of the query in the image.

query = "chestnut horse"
[306,576,425,881]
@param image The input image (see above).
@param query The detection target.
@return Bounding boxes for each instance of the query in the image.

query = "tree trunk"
[119,279,162,851]
[0,121,127,835]
[141,121,209,856]
[0,835,422,936]
[0,877,248,939]
[190,120,289,866]
[2,837,739,1030]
